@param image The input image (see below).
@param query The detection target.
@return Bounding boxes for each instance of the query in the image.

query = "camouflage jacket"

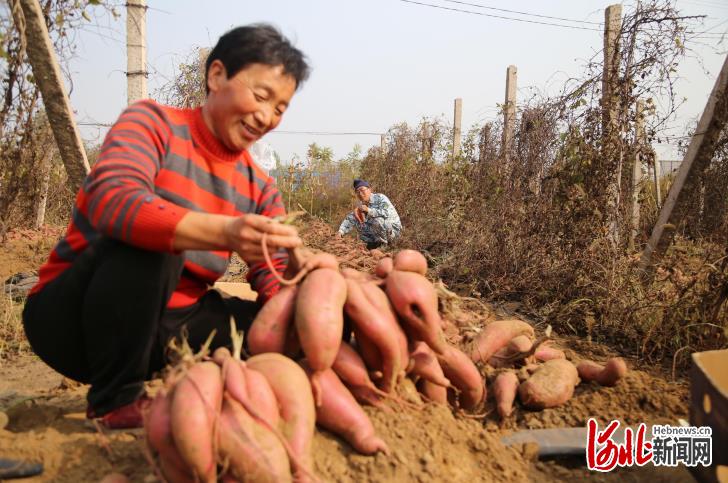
[337,193,402,244]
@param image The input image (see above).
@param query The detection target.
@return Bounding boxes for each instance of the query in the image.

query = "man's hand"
[223,214,302,265]
[359,204,369,213]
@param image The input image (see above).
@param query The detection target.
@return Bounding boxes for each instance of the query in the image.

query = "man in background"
[337,179,402,249]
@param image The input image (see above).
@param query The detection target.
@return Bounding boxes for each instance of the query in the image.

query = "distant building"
[647,159,681,180]
[659,159,682,174]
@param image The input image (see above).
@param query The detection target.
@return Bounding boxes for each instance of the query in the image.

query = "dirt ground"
[0,220,696,482]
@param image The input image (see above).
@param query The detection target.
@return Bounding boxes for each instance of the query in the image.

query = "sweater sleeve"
[78,100,190,252]
[338,212,358,235]
[366,193,392,219]
[245,175,289,304]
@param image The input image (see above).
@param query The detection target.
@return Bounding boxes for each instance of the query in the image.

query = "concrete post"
[602,4,622,138]
[126,0,147,104]
[602,4,622,245]
[453,97,462,159]
[641,53,728,274]
[18,0,90,192]
[503,65,517,158]
[629,100,645,250]
[653,154,662,209]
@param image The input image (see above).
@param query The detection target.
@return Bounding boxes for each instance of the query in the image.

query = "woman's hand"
[173,212,301,266]
[223,214,302,265]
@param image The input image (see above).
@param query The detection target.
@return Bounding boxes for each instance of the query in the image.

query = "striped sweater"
[31,100,287,307]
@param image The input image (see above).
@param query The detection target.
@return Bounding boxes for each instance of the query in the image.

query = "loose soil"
[0,220,695,482]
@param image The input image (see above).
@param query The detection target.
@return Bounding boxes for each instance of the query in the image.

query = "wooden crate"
[690,349,728,483]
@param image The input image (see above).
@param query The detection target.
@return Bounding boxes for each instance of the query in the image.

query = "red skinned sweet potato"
[145,390,194,483]
[488,335,534,367]
[244,366,280,428]
[416,379,448,405]
[375,257,394,278]
[295,268,347,401]
[332,342,387,407]
[248,285,298,355]
[301,252,339,272]
[302,363,389,455]
[518,359,579,410]
[493,371,519,418]
[576,358,627,387]
[246,353,316,481]
[470,319,535,364]
[354,206,365,223]
[408,341,450,387]
[344,278,405,392]
[437,345,485,410]
[218,394,291,483]
[384,270,448,354]
[170,361,222,483]
[534,344,566,362]
[393,249,428,275]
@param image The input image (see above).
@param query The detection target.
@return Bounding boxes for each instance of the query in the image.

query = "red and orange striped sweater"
[31,100,287,307]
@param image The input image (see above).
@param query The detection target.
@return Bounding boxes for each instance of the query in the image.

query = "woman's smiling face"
[203,61,297,151]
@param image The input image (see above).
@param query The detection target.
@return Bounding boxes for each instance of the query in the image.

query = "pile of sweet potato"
[470,321,628,418]
[246,249,487,450]
[144,245,628,482]
[145,336,317,483]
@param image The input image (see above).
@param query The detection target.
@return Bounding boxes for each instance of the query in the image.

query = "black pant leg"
[23,238,184,415]
[82,240,184,413]
[23,242,102,383]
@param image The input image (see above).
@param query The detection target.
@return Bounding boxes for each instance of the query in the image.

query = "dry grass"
[0,293,30,360]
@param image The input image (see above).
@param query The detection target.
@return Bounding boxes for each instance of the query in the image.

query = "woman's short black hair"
[205,23,310,93]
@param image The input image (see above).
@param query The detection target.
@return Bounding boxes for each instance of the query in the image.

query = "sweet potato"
[470,319,535,364]
[416,379,448,405]
[295,268,347,401]
[218,394,292,483]
[354,206,365,223]
[374,257,394,278]
[518,359,579,410]
[302,364,389,455]
[246,353,316,480]
[345,278,405,392]
[576,358,627,387]
[393,249,428,275]
[408,341,450,387]
[301,252,339,272]
[212,346,232,366]
[244,366,280,428]
[493,371,519,418]
[145,390,194,483]
[170,361,223,483]
[353,329,382,373]
[437,345,485,410]
[332,342,388,407]
[384,270,448,354]
[360,281,409,363]
[248,285,298,355]
[534,344,566,362]
[488,335,534,367]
